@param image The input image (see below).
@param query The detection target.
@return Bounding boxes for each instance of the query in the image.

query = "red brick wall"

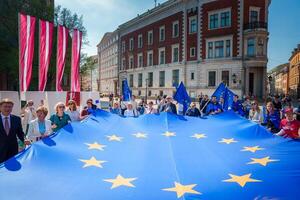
[121,12,183,70]
[244,0,266,24]
[201,0,239,59]
[186,9,198,61]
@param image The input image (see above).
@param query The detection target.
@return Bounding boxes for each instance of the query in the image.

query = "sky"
[55,0,300,70]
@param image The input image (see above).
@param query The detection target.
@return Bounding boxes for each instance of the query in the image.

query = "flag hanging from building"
[0,111,299,199]
[19,13,36,92]
[122,79,132,101]
[71,29,82,92]
[173,82,191,114]
[56,25,68,91]
[39,20,53,91]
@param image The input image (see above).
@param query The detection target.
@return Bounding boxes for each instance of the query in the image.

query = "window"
[129,74,134,88]
[148,90,152,97]
[138,73,143,87]
[159,48,165,64]
[122,58,126,70]
[214,41,224,58]
[172,70,179,87]
[129,56,134,69]
[138,34,143,48]
[148,72,153,87]
[147,51,153,66]
[221,70,229,86]
[209,14,218,29]
[122,41,125,53]
[209,9,231,29]
[159,71,165,87]
[148,30,153,45]
[247,38,255,56]
[208,71,216,87]
[159,90,164,97]
[225,40,231,57]
[190,47,196,57]
[138,90,141,96]
[159,26,165,41]
[191,72,195,80]
[129,38,134,51]
[189,17,197,33]
[172,21,179,37]
[138,53,143,67]
[250,10,259,23]
[172,45,179,63]
[208,42,213,58]
[207,38,232,59]
[220,11,231,27]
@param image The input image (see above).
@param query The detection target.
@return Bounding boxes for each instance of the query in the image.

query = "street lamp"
[145,78,149,103]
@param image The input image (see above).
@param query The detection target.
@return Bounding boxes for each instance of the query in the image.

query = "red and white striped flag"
[19,13,36,92]
[39,20,53,92]
[56,25,68,91]
[71,29,82,92]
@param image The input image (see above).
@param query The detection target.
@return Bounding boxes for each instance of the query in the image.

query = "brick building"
[99,0,270,98]
[97,31,119,95]
[288,44,300,98]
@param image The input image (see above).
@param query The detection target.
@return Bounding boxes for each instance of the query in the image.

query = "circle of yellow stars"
[77,130,279,198]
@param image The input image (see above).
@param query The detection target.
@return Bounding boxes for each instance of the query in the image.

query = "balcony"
[244,22,268,31]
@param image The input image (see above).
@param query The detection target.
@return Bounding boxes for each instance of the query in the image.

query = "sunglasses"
[58,106,65,109]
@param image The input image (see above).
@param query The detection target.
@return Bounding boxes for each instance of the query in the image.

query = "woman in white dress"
[248,100,263,123]
[124,103,138,117]
[27,106,52,143]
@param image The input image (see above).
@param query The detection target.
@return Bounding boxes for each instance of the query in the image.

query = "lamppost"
[145,78,149,103]
[268,75,273,96]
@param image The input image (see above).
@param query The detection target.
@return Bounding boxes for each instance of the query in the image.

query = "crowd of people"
[0,93,299,163]
[109,94,300,140]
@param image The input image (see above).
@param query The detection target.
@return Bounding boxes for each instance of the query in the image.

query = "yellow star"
[162,182,201,198]
[103,174,137,189]
[241,146,264,153]
[132,132,147,138]
[162,131,176,137]
[247,156,279,166]
[79,156,107,168]
[223,173,261,187]
[191,133,207,139]
[84,142,106,151]
[218,138,238,144]
[106,134,123,142]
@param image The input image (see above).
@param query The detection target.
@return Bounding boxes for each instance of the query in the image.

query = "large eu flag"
[0,110,300,199]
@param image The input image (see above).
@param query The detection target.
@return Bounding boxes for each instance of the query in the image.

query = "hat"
[285,108,293,113]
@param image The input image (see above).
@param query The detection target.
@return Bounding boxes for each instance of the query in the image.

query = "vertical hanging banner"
[39,20,54,91]
[19,13,36,92]
[56,25,68,91]
[71,29,82,92]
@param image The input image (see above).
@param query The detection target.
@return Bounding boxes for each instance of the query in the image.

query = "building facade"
[117,0,270,99]
[267,63,289,95]
[97,31,119,95]
[288,44,300,98]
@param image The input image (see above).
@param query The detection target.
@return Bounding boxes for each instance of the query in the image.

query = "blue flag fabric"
[122,79,132,101]
[212,82,227,100]
[173,82,191,114]
[212,83,235,111]
[1,110,300,200]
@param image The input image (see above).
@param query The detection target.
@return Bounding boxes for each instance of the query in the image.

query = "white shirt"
[1,113,11,129]
[146,107,157,114]
[65,110,80,121]
[124,109,138,117]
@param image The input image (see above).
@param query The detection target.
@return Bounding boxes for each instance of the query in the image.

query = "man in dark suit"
[162,96,177,115]
[0,99,24,163]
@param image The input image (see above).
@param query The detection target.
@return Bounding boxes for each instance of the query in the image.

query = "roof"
[268,63,289,75]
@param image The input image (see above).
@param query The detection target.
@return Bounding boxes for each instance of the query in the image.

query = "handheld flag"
[122,79,132,101]
[173,82,191,114]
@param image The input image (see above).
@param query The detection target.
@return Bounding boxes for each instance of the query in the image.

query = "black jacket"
[0,115,24,163]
